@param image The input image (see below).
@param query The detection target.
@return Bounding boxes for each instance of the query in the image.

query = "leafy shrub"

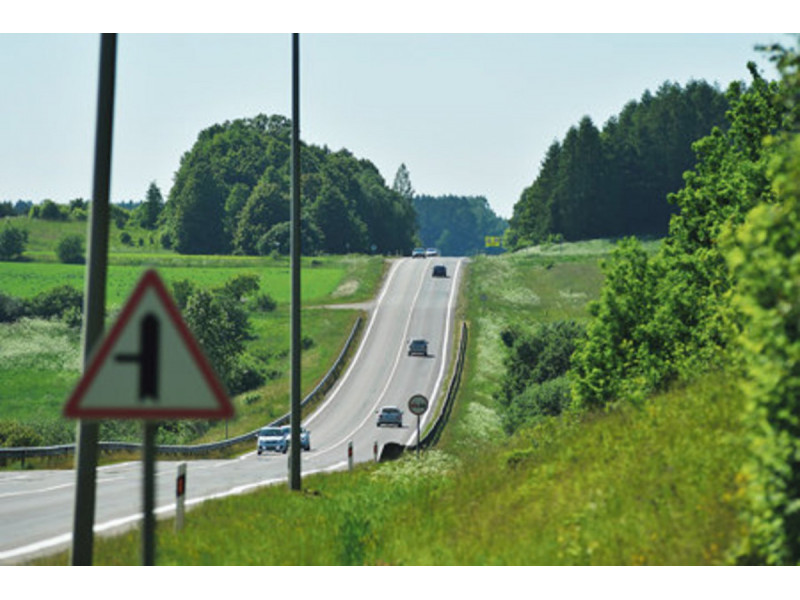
[251,292,277,312]
[725,126,800,565]
[119,231,133,245]
[171,279,198,310]
[56,234,85,264]
[38,199,68,221]
[503,376,573,434]
[218,273,260,301]
[183,287,253,393]
[0,420,44,447]
[571,238,666,408]
[26,285,83,321]
[499,319,584,408]
[0,292,25,322]
[0,222,29,260]
[226,352,267,396]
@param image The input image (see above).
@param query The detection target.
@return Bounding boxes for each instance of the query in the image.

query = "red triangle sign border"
[63,269,235,420]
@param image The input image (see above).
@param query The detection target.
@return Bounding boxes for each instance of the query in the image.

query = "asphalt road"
[0,256,465,564]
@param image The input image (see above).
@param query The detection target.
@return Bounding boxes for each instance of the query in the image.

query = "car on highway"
[279,425,311,451]
[256,427,288,454]
[432,264,447,278]
[412,247,426,258]
[425,248,439,257]
[377,406,403,427]
[408,338,428,356]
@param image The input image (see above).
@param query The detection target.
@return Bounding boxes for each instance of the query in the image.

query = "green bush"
[170,279,198,310]
[26,285,83,322]
[0,222,29,260]
[226,352,267,396]
[0,292,25,322]
[218,273,260,301]
[0,420,44,447]
[503,376,573,434]
[251,292,277,312]
[726,129,800,565]
[498,319,584,408]
[56,234,85,264]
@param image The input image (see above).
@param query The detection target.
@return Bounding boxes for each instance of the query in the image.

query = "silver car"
[280,425,311,451]
[377,406,403,427]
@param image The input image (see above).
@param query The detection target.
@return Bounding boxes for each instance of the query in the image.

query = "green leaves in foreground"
[727,132,800,565]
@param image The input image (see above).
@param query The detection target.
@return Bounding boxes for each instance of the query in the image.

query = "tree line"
[413,194,507,256]
[505,80,730,247]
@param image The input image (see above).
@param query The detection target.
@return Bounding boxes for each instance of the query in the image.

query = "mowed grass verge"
[29,239,748,565]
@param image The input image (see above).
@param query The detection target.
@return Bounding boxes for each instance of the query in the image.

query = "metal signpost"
[408,394,429,459]
[64,269,234,565]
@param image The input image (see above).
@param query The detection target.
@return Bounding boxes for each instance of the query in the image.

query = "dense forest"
[505,80,730,247]
[164,114,417,256]
[501,41,800,565]
[413,194,507,256]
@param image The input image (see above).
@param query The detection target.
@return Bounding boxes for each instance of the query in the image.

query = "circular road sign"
[408,394,429,416]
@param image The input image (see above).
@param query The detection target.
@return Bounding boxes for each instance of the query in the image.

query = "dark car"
[432,265,447,278]
[408,339,428,356]
[377,406,403,427]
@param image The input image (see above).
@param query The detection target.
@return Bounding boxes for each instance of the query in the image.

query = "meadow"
[24,238,747,565]
[0,220,387,441]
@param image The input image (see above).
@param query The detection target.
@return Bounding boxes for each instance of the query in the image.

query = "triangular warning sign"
[64,269,234,420]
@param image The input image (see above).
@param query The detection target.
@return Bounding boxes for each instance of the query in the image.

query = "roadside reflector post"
[348,441,353,472]
[175,463,187,532]
[373,441,378,463]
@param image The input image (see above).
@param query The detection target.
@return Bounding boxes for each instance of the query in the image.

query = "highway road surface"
[0,256,465,564]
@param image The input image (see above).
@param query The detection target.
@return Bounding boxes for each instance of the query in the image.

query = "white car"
[256,427,287,454]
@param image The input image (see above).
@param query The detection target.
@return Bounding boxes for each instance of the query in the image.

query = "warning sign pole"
[142,422,157,566]
[70,32,117,566]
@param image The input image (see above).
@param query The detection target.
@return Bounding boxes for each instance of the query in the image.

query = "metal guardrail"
[0,316,364,463]
[404,320,468,455]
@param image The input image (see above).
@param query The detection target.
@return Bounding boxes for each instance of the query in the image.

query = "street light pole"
[289,33,302,491]
[70,32,117,565]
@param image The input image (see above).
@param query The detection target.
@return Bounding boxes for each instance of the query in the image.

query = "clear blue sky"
[0,31,791,219]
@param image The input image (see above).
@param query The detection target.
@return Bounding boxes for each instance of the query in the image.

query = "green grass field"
[12,237,748,565]
[0,228,386,438]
